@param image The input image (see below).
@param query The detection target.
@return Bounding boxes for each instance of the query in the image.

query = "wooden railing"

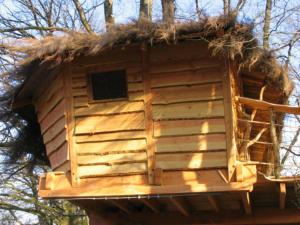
[235,96,300,178]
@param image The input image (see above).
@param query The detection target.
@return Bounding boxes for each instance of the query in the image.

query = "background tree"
[104,0,114,29]
[161,0,175,25]
[263,0,272,49]
[139,0,153,20]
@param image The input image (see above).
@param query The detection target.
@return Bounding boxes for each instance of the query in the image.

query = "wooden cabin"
[12,20,300,224]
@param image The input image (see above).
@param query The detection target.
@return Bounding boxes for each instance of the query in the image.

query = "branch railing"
[235,96,300,178]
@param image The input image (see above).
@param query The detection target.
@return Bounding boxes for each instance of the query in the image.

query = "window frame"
[87,69,129,103]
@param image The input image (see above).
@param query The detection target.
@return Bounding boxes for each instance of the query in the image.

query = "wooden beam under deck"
[39,180,253,199]
[169,198,190,217]
[109,200,130,214]
[207,195,219,212]
[111,208,300,225]
[140,199,160,213]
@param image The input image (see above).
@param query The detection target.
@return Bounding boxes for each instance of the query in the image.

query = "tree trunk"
[161,0,175,25]
[139,0,153,20]
[263,0,272,50]
[72,0,93,33]
[104,0,114,30]
[223,0,231,15]
[195,0,201,19]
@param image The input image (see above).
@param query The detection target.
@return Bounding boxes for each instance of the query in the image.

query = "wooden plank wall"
[149,43,227,171]
[71,46,148,178]
[35,75,69,171]
[67,43,228,179]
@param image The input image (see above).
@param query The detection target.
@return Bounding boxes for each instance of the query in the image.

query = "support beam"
[140,199,160,213]
[124,208,300,225]
[207,195,220,212]
[109,200,130,214]
[169,198,189,217]
[279,183,286,210]
[240,192,252,215]
[39,175,254,198]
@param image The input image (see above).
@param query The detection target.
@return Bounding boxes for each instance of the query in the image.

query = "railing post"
[269,108,280,178]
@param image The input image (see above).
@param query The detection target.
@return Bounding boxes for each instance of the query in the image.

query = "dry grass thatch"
[8,16,293,96]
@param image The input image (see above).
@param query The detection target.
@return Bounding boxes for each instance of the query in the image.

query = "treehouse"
[12,19,300,224]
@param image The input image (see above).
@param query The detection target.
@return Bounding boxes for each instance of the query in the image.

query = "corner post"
[141,42,156,185]
[223,59,238,182]
[63,64,79,187]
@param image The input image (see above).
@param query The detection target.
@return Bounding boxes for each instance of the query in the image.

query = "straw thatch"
[9,16,293,95]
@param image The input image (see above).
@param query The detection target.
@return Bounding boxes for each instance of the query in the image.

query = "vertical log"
[223,60,237,182]
[161,0,175,25]
[269,108,280,178]
[142,43,155,185]
[63,65,79,187]
[139,0,153,20]
[104,0,114,30]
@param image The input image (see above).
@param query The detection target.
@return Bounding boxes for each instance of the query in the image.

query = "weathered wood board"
[75,112,145,134]
[152,83,223,104]
[76,139,147,154]
[154,118,225,137]
[153,100,224,120]
[78,162,147,178]
[78,151,147,165]
[155,134,226,153]
[76,130,146,143]
[156,151,227,170]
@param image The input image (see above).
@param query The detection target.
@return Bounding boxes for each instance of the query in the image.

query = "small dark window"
[90,70,127,100]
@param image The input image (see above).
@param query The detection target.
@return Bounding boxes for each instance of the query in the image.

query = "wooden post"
[269,108,280,178]
[240,191,252,215]
[63,65,79,187]
[142,43,156,185]
[279,183,286,210]
[223,60,237,182]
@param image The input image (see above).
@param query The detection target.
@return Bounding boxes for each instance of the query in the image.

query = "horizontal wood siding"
[35,75,70,172]
[76,130,146,143]
[150,57,227,171]
[156,134,226,153]
[152,83,223,104]
[48,142,69,169]
[78,162,147,178]
[153,100,224,120]
[72,59,146,177]
[78,152,147,165]
[74,101,144,116]
[76,139,147,155]
[156,152,227,170]
[154,118,225,137]
[69,44,229,178]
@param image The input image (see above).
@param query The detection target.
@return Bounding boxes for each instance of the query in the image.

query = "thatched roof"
[10,16,293,101]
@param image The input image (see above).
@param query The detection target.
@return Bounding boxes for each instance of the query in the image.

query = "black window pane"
[91,70,127,100]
